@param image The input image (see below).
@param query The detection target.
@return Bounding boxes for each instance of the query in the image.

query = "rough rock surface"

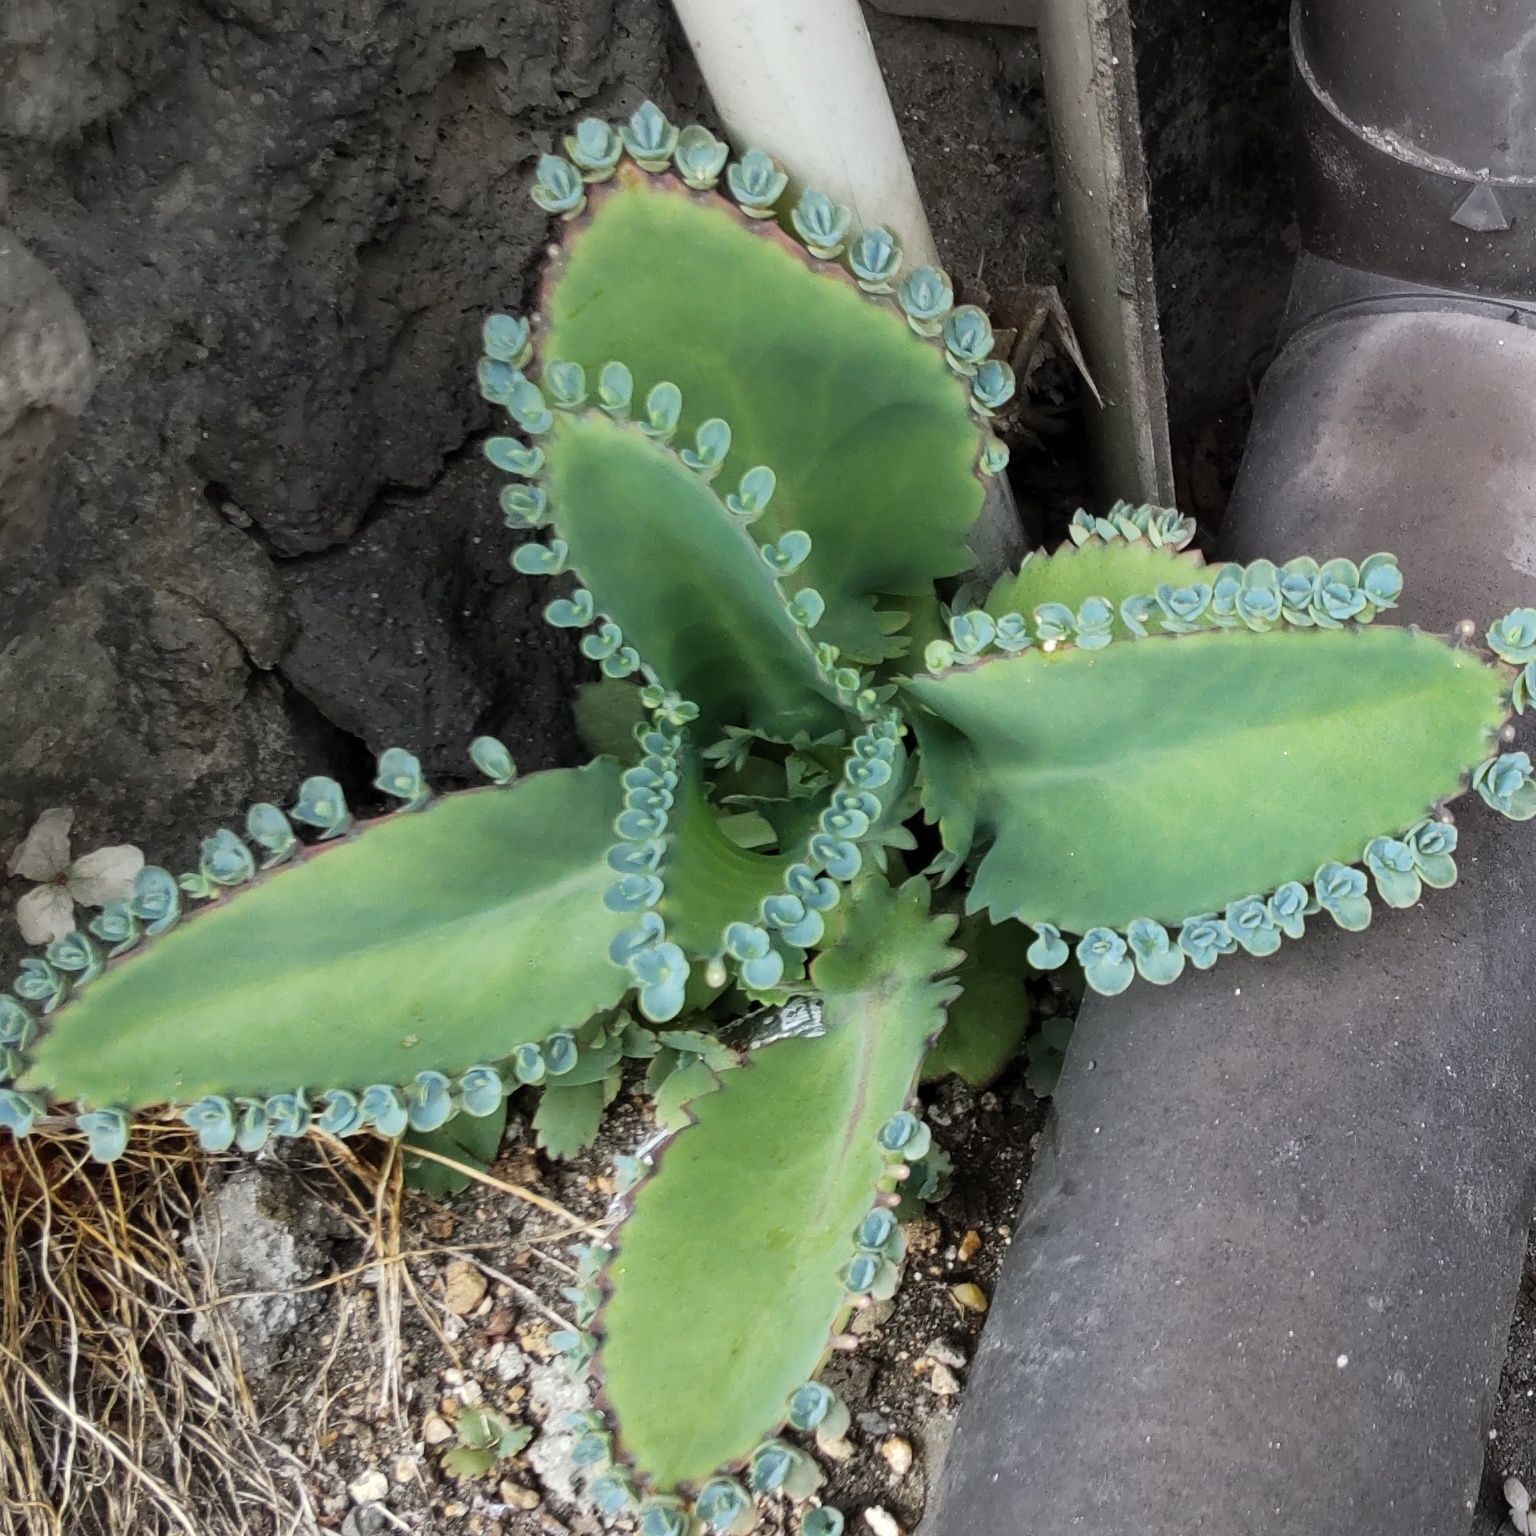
[0,0,685,893]
[191,1163,347,1377]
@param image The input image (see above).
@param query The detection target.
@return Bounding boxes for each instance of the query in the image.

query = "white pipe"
[670,0,940,270]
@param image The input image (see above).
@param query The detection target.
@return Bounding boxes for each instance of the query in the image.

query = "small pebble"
[348,1469,389,1505]
[1507,1475,1530,1513]
[500,1481,541,1510]
[864,1508,903,1536]
[391,1455,418,1484]
[423,1414,454,1445]
[858,1410,894,1436]
[925,1339,967,1369]
[492,1343,530,1383]
[928,1363,962,1397]
[952,1282,989,1314]
[956,1229,981,1264]
[820,1434,856,1463]
[879,1436,914,1478]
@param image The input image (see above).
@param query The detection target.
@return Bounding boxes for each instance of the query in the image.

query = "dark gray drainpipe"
[924,4,1536,1532]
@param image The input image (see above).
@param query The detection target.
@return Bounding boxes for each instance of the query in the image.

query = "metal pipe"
[924,4,1536,1532]
[924,304,1536,1535]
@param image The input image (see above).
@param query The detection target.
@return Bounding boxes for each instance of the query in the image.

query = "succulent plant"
[5,100,1535,1535]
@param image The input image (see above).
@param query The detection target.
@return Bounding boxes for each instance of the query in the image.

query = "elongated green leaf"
[541,171,986,660]
[907,627,1510,932]
[540,410,845,742]
[596,878,960,1491]
[21,764,631,1109]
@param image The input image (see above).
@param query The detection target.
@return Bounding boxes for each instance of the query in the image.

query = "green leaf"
[542,171,986,660]
[985,538,1206,640]
[534,1075,620,1160]
[22,763,632,1109]
[920,918,1034,1087]
[402,1104,509,1196]
[907,626,1510,931]
[651,1055,720,1132]
[540,410,846,742]
[595,878,960,1491]
[440,1446,497,1479]
[440,1408,532,1477]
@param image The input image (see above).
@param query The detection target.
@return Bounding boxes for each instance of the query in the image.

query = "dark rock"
[0,231,93,574]
[0,0,682,884]
[866,8,1060,303]
[281,449,584,776]
[190,1163,350,1377]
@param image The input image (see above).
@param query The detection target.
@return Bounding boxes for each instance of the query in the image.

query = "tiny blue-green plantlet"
[4,98,1533,1533]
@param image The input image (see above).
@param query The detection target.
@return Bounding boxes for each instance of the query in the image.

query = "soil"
[216,1066,1046,1536]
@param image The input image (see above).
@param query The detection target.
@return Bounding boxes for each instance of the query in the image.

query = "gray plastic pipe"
[923,4,1536,1532]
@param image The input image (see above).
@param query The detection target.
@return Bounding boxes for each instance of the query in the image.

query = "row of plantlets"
[6,103,1536,1534]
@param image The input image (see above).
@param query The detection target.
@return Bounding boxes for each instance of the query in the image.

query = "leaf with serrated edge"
[985,539,1206,639]
[542,411,845,742]
[543,171,985,661]
[22,764,631,1108]
[907,627,1509,932]
[596,877,960,1491]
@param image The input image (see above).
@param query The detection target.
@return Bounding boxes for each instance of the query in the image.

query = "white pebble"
[880,1436,914,1478]
[348,1469,389,1505]
[928,1363,962,1397]
[864,1508,904,1536]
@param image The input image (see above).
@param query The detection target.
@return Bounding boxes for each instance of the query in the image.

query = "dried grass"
[0,1122,334,1536]
[0,1121,593,1536]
